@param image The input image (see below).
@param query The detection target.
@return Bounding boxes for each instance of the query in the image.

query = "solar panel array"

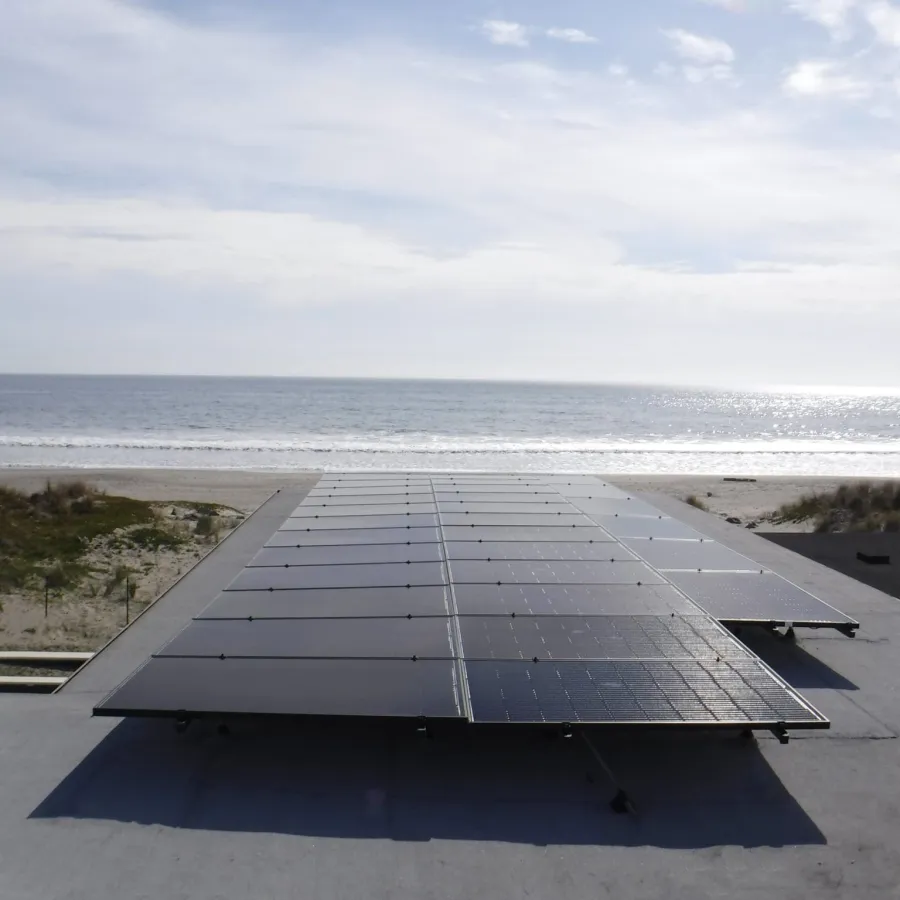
[96,474,851,731]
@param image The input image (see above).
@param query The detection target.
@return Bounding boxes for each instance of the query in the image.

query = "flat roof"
[1,479,898,899]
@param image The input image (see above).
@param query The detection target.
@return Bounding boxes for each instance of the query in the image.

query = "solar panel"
[250,543,443,567]
[444,541,636,561]
[95,657,464,719]
[439,513,591,527]
[158,617,456,659]
[664,571,859,628]
[447,559,665,585]
[280,514,439,530]
[265,527,440,547]
[201,586,451,619]
[96,472,842,735]
[452,583,701,616]
[621,538,763,572]
[465,659,825,725]
[458,615,747,661]
[291,503,437,518]
[228,562,446,591]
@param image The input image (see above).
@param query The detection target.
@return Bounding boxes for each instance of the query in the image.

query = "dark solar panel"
[96,472,838,733]
[453,583,701,616]
[158,617,456,659]
[308,487,433,497]
[228,562,446,591]
[434,492,568,503]
[439,513,591,527]
[441,525,612,542]
[291,503,437,518]
[280,514,439,530]
[465,659,825,724]
[665,571,859,627]
[568,497,664,518]
[95,657,464,719]
[435,501,573,514]
[265,527,440,547]
[444,541,636,561]
[250,543,443,567]
[200,586,451,619]
[304,494,434,505]
[591,515,707,540]
[458,615,746,661]
[447,559,664,585]
[622,538,762,572]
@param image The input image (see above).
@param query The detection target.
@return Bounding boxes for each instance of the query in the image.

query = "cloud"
[786,0,860,38]
[865,0,900,45]
[478,19,529,47]
[545,27,599,44]
[1,0,899,383]
[663,28,736,63]
[696,0,746,10]
[783,59,872,97]
[683,63,735,82]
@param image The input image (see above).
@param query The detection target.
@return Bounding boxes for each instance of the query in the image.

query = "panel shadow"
[729,627,858,691]
[32,717,824,849]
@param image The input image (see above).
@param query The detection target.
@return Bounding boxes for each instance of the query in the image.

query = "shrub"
[684,495,709,512]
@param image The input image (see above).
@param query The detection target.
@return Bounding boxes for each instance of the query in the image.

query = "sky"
[1,0,899,387]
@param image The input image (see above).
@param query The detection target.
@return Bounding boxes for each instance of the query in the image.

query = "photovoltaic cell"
[265,527,440,547]
[453,583,701,616]
[567,497,665,518]
[441,525,612,543]
[291,503,437,518]
[95,657,464,719]
[200,586,451,619]
[157,617,455,659]
[622,538,762,572]
[250,543,443,567]
[665,571,859,627]
[465,659,826,724]
[439,513,591,527]
[228,562,446,591]
[458,615,746,661]
[444,541,636,561]
[280,514,439,530]
[591,515,707,541]
[435,501,573,514]
[447,559,664,585]
[434,492,568,503]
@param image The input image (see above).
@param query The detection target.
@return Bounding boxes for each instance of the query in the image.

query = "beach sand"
[0,467,874,656]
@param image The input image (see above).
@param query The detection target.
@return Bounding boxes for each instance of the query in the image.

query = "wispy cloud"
[663,28,736,63]
[865,0,900,45]
[696,0,746,10]
[478,19,529,47]
[783,59,871,97]
[786,0,859,39]
[546,27,599,44]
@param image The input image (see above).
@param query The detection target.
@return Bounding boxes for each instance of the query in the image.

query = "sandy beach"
[0,467,868,522]
[0,467,881,656]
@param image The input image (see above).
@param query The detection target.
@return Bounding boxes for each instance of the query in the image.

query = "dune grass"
[684,494,709,512]
[771,481,900,533]
[0,482,155,590]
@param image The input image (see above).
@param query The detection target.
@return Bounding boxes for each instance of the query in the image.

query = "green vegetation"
[129,526,185,551]
[0,482,154,590]
[684,494,709,512]
[772,481,900,533]
[176,500,240,516]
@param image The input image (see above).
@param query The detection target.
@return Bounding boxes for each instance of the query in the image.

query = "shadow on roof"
[31,716,824,849]
[730,627,858,691]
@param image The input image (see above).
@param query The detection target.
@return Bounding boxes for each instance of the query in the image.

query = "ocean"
[1,374,899,475]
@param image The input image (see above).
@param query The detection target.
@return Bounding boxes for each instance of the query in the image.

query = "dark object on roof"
[97,473,857,739]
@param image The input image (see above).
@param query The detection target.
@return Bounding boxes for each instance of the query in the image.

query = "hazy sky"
[1,0,899,386]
